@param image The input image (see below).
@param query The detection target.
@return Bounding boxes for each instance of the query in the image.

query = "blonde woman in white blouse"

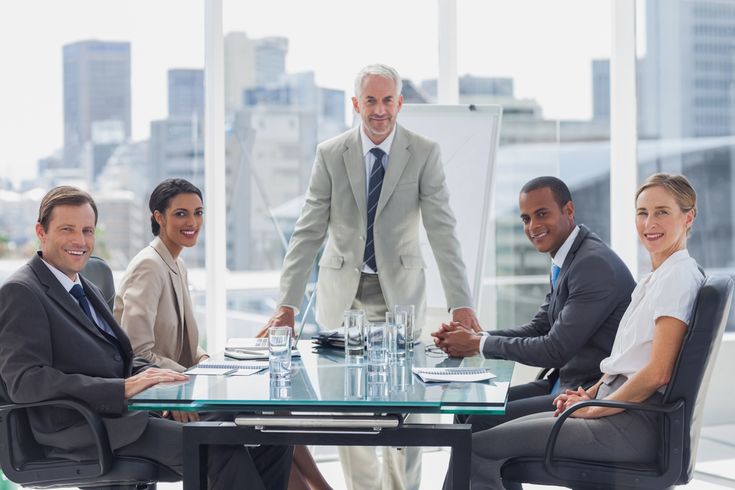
[463,173,705,490]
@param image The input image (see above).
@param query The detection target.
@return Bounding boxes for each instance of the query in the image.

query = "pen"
[222,368,239,376]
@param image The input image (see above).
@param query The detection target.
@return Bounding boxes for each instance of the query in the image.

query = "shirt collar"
[552,225,580,269]
[360,123,397,158]
[40,256,82,293]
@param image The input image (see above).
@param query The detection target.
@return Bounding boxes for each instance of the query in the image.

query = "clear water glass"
[343,309,366,362]
[394,304,416,351]
[385,311,406,360]
[366,322,389,381]
[268,326,292,382]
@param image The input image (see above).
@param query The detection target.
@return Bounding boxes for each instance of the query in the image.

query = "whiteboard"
[395,104,501,309]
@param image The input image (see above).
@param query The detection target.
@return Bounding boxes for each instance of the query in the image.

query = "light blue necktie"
[551,263,561,289]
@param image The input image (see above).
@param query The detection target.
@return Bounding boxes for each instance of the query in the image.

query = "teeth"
[67,250,85,256]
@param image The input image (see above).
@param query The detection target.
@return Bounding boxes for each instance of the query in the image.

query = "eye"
[195,210,204,217]
[537,211,547,218]
[83,228,95,236]
[174,211,187,217]
[655,210,669,216]
[636,211,647,217]
[521,217,530,224]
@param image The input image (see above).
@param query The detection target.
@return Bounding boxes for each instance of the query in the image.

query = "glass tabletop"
[129,341,514,415]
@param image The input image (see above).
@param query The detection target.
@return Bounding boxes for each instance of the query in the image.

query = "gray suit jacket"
[0,253,151,459]
[482,225,636,389]
[279,125,473,330]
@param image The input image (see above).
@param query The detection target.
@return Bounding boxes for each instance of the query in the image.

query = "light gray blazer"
[278,125,473,330]
[114,237,206,372]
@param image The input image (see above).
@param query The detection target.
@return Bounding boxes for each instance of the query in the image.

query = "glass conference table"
[129,341,514,489]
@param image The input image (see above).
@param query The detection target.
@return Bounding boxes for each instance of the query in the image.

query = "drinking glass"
[344,309,366,362]
[268,326,292,382]
[366,322,389,381]
[394,304,416,351]
[385,311,406,360]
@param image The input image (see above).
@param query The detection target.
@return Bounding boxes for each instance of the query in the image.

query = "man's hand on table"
[124,368,189,399]
[257,306,295,338]
[431,322,483,358]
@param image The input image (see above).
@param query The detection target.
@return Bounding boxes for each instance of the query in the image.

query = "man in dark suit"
[0,186,291,489]
[432,176,636,430]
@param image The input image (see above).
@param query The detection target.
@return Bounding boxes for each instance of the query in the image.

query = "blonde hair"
[636,173,697,234]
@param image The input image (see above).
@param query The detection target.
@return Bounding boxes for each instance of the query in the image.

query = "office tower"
[168,69,204,119]
[642,0,735,138]
[225,32,256,114]
[94,190,147,270]
[63,40,131,166]
[254,37,288,86]
[591,59,610,121]
[421,75,514,101]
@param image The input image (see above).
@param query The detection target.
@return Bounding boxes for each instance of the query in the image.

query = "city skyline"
[1,0,611,186]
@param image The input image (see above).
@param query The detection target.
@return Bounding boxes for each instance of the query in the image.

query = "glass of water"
[385,311,406,360]
[366,322,389,382]
[344,309,366,363]
[268,326,292,383]
[394,304,416,352]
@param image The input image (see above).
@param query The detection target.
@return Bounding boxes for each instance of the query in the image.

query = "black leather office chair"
[0,381,181,489]
[81,256,116,310]
[501,274,734,490]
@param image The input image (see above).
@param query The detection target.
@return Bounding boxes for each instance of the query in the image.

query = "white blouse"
[600,249,704,381]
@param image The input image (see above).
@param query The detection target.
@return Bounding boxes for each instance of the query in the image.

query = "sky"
[0,0,615,186]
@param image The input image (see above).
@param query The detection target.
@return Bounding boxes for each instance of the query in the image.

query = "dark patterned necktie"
[70,284,116,338]
[363,148,386,272]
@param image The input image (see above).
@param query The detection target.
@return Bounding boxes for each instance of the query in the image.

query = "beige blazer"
[279,125,473,330]
[114,237,206,371]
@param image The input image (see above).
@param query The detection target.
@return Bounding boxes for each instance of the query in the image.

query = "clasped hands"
[430,307,483,357]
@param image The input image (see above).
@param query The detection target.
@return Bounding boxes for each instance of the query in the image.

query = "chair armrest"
[542,398,685,478]
[0,397,112,475]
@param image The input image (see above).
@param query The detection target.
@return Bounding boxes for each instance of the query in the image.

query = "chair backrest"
[662,274,734,483]
[0,379,47,470]
[81,256,115,310]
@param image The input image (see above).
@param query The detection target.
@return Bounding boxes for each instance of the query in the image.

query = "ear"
[685,208,695,230]
[563,200,575,220]
[351,96,360,114]
[35,222,45,242]
[154,210,165,228]
[396,94,404,112]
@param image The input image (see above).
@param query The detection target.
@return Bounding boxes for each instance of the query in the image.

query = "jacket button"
[113,354,121,361]
[359,235,365,241]
[354,268,360,272]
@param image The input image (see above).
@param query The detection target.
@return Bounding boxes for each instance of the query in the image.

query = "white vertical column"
[437,0,459,104]
[204,0,227,352]
[610,0,638,275]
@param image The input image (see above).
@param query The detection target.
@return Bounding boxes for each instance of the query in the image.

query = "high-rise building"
[62,40,131,166]
[255,37,288,86]
[168,69,204,119]
[421,75,514,101]
[641,0,735,138]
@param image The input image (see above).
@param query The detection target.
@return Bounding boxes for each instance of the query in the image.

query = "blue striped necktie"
[363,147,386,272]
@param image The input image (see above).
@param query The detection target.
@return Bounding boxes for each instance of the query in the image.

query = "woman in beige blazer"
[114,178,207,373]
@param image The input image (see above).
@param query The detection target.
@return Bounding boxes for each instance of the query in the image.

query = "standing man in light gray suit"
[433,177,636,486]
[262,64,478,490]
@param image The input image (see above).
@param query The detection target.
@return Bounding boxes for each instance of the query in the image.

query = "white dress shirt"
[600,249,703,389]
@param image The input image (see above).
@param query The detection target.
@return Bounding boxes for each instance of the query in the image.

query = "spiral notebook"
[186,360,268,376]
[411,367,496,383]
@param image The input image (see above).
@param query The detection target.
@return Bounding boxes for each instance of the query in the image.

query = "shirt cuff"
[449,306,474,314]
[478,332,490,356]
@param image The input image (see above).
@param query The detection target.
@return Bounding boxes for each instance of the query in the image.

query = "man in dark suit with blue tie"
[433,176,636,430]
[0,186,291,489]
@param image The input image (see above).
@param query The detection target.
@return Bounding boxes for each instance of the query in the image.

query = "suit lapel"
[343,128,367,226]
[375,125,410,219]
[548,226,589,317]
[81,276,133,354]
[30,254,110,343]
[151,238,186,352]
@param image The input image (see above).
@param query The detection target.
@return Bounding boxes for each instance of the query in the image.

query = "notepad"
[186,360,268,376]
[411,367,496,383]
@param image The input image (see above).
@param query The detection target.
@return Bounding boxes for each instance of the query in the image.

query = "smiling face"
[154,192,204,259]
[519,187,575,257]
[636,185,694,269]
[35,203,96,281]
[352,74,403,145]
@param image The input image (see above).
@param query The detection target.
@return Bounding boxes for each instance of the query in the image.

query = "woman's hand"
[553,386,591,417]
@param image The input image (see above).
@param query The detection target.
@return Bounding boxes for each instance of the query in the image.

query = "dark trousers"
[116,415,293,490]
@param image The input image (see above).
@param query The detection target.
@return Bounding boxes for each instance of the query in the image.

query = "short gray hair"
[354,64,403,99]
